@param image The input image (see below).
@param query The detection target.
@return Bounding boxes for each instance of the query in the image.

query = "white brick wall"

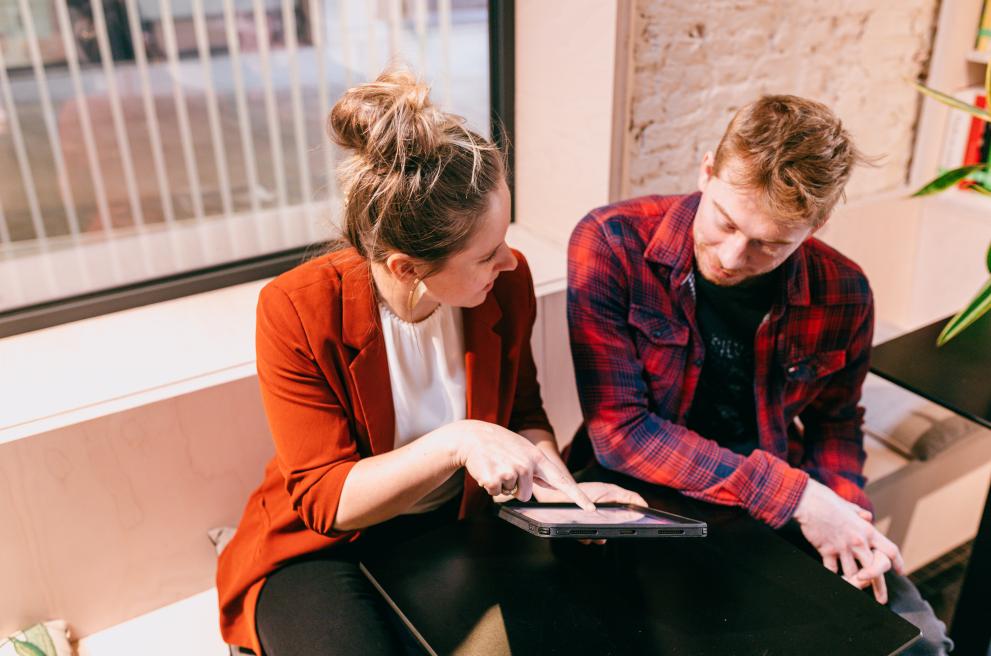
[627,0,939,200]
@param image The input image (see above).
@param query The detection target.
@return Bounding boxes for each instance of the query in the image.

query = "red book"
[959,94,988,189]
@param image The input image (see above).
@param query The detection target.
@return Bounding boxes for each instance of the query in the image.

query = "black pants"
[255,498,459,656]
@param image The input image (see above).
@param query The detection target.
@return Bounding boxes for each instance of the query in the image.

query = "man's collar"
[782,242,811,307]
[644,192,700,274]
[643,191,811,307]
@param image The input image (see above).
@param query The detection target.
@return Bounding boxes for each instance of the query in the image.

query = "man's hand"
[532,481,647,507]
[793,479,904,604]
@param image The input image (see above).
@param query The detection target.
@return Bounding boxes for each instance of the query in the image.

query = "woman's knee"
[256,558,406,656]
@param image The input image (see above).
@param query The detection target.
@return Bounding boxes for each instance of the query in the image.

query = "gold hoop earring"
[406,278,425,318]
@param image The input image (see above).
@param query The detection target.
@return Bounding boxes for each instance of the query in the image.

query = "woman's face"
[421,178,518,308]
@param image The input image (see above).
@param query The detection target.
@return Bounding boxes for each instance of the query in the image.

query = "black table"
[361,471,920,655]
[871,311,991,655]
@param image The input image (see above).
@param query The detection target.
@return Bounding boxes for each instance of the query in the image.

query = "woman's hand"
[452,420,595,511]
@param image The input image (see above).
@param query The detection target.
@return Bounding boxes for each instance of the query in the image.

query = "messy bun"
[327,68,505,269]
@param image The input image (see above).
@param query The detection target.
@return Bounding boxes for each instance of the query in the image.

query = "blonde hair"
[713,95,870,227]
[327,68,505,271]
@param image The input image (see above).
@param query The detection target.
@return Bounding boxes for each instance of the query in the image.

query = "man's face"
[694,152,817,287]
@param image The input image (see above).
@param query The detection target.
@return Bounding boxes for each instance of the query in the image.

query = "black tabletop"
[871,311,991,430]
[360,472,920,656]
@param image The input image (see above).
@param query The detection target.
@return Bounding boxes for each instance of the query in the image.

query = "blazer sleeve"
[507,252,554,436]
[255,282,361,537]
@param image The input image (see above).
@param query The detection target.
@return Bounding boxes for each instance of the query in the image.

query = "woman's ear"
[385,252,420,283]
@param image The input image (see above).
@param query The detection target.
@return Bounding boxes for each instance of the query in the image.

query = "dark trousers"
[255,498,459,656]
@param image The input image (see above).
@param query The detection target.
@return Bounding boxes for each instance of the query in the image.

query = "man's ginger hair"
[712,95,870,228]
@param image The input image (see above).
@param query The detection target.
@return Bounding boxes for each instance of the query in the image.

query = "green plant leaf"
[914,81,991,122]
[22,624,57,656]
[9,636,48,656]
[971,183,991,197]
[937,277,991,346]
[987,241,991,274]
[912,165,989,196]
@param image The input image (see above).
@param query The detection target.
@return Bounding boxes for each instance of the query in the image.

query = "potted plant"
[913,61,991,346]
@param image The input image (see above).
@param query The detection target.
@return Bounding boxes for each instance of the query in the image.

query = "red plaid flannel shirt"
[567,193,874,528]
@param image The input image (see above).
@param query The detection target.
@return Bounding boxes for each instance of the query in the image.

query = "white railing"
[0,0,488,312]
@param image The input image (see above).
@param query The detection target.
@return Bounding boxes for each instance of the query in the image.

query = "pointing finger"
[534,460,596,512]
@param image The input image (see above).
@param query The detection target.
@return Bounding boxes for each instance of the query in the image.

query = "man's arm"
[567,214,808,528]
[797,289,874,513]
[787,282,904,602]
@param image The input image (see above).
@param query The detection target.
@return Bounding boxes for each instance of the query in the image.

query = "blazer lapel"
[457,292,504,517]
[340,259,396,457]
[462,293,502,423]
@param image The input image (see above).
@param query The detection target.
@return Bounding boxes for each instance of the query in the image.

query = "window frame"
[0,0,515,339]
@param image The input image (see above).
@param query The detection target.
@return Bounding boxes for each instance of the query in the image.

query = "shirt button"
[787,365,798,374]
[652,330,662,338]
[694,358,703,367]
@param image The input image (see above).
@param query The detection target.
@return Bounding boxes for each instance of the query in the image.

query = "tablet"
[498,502,708,538]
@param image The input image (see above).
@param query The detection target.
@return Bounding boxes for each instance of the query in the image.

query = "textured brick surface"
[627,0,939,200]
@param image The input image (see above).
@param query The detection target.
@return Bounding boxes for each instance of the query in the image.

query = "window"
[0,0,511,336]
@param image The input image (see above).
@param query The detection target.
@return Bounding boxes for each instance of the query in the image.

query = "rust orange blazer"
[216,246,553,654]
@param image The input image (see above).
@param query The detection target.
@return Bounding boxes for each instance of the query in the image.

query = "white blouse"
[378,301,467,513]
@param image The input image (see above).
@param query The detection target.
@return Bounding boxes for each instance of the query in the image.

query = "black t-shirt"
[685,267,778,455]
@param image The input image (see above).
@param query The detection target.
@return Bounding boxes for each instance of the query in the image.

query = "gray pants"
[777,523,952,655]
[886,571,953,655]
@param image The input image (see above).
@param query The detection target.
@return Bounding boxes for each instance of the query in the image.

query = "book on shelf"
[978,0,991,52]
[961,95,989,189]
[939,87,991,192]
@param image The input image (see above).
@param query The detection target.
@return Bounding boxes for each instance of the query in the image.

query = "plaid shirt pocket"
[781,349,847,408]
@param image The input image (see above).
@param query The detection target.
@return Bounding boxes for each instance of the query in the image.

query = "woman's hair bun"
[328,68,451,167]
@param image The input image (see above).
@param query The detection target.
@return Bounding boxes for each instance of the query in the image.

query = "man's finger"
[822,553,839,574]
[627,491,648,507]
[839,550,860,580]
[852,545,888,580]
[603,485,648,507]
[870,532,906,576]
[534,460,596,511]
[871,571,888,604]
[842,573,870,590]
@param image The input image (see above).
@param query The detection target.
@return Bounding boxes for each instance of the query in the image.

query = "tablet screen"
[511,506,676,526]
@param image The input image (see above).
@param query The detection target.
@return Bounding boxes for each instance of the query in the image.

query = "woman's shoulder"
[262,246,366,302]
[257,246,370,335]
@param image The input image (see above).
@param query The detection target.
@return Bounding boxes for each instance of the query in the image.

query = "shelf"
[0,222,568,445]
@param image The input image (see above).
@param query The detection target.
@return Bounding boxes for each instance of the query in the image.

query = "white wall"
[514,0,622,242]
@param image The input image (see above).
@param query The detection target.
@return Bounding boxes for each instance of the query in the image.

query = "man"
[567,95,951,655]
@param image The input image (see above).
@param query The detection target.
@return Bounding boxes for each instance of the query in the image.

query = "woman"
[216,69,644,656]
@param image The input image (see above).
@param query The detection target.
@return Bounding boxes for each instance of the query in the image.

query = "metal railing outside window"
[0,0,504,336]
